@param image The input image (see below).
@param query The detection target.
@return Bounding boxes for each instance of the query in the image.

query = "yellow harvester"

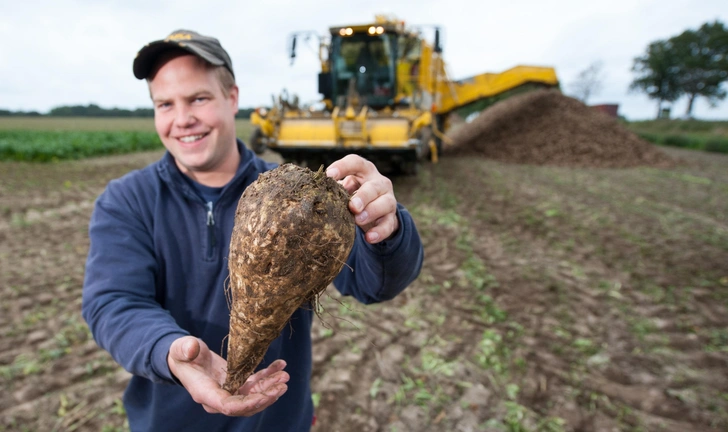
[249,15,559,174]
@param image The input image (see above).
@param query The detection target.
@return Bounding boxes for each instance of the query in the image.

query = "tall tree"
[669,21,728,117]
[570,61,604,104]
[630,40,682,119]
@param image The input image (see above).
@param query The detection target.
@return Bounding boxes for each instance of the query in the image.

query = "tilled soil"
[1,146,727,431]
[446,90,675,169]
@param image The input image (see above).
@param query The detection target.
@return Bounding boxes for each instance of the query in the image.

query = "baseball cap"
[133,29,234,79]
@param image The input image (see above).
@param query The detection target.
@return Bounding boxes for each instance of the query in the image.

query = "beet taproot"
[223,163,355,393]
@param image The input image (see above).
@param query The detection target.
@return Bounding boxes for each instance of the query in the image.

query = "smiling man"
[81,30,423,431]
[146,49,241,187]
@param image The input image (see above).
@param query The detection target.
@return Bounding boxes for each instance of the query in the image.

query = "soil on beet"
[1,130,727,431]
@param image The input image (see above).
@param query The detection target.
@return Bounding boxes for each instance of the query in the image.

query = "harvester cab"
[249,15,559,175]
[327,27,396,108]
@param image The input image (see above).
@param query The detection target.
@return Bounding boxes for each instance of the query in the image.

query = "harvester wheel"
[400,160,419,176]
[249,128,266,155]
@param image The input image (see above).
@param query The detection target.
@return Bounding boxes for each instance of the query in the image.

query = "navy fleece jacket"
[81,141,423,432]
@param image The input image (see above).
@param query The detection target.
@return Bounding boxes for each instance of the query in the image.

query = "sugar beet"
[223,164,355,393]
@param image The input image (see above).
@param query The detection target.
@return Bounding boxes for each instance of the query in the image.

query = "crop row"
[0,130,163,162]
[636,132,728,154]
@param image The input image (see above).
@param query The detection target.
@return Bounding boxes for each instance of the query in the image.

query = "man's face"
[148,54,239,177]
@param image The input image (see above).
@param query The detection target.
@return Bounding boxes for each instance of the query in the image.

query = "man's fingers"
[202,404,220,414]
[167,337,288,417]
[195,380,287,417]
[248,371,290,395]
[326,154,399,243]
[350,174,391,210]
[188,384,235,409]
[365,214,398,244]
[352,189,396,227]
[326,154,376,181]
[339,175,362,195]
[238,360,288,395]
[221,383,288,416]
[256,359,287,379]
[326,155,394,215]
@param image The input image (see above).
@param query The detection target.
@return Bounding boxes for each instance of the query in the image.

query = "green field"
[0,117,255,162]
[625,119,728,153]
[2,116,727,163]
[0,117,158,132]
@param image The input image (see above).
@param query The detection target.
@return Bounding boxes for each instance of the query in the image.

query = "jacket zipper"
[206,201,216,259]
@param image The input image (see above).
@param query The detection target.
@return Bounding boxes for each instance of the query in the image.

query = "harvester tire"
[250,128,266,155]
[400,160,419,176]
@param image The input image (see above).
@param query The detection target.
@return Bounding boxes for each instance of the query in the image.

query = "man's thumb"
[174,336,200,362]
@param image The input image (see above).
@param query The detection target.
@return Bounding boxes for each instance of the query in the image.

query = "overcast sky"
[1,0,726,120]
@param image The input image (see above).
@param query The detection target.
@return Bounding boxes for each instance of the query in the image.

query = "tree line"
[0,104,256,119]
[631,20,728,119]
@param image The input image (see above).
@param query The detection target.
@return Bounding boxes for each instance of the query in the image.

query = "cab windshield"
[331,33,395,108]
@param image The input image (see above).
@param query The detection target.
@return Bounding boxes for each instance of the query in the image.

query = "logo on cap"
[165,32,193,42]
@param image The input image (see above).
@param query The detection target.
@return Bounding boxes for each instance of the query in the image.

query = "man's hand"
[326,155,399,244]
[167,336,289,416]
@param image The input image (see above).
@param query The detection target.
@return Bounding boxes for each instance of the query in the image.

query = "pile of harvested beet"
[445,89,674,168]
[223,164,355,393]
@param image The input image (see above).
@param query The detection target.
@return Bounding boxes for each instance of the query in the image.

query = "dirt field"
[1,145,727,431]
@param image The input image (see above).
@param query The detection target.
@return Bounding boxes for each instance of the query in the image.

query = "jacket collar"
[156,139,260,204]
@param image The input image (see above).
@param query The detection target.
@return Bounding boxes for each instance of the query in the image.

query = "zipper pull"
[206,201,215,226]
[206,201,216,257]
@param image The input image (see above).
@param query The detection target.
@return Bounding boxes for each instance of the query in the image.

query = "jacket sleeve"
[333,203,423,304]
[82,181,188,384]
